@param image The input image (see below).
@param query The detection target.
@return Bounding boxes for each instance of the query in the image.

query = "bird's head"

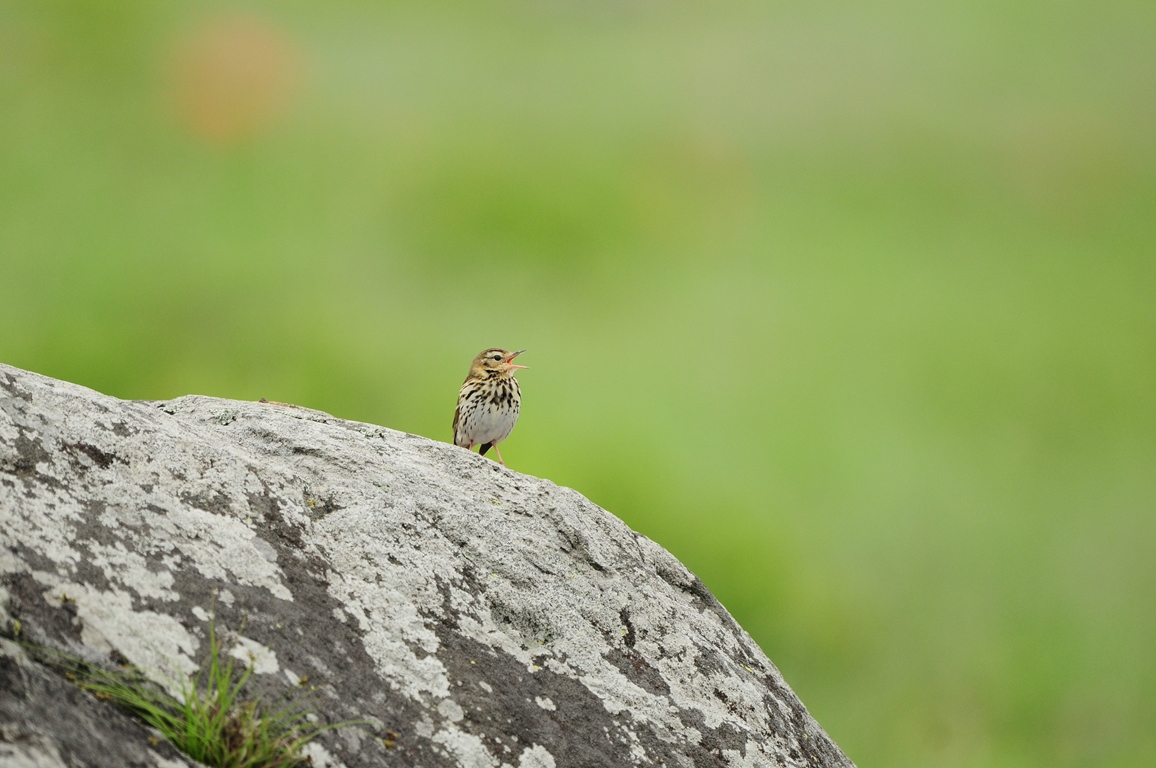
[470,348,528,378]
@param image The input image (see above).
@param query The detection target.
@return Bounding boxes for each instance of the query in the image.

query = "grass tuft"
[24,621,347,768]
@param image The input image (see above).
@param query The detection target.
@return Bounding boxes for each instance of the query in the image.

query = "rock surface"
[0,363,853,768]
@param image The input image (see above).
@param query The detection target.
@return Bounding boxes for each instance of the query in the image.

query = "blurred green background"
[2,1,1154,765]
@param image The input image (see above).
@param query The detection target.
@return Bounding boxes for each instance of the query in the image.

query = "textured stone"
[0,363,853,768]
[0,638,198,768]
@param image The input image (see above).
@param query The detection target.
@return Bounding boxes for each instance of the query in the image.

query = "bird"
[452,348,527,467]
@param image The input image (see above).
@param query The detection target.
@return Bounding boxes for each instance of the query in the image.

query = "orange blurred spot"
[168,14,301,144]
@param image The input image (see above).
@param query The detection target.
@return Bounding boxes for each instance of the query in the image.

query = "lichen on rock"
[0,363,853,767]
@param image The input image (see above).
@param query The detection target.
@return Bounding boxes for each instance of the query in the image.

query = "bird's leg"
[491,444,505,466]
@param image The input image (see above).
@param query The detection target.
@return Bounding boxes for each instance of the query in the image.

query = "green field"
[2,2,1154,766]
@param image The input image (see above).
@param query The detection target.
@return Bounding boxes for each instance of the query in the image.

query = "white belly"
[463,401,519,446]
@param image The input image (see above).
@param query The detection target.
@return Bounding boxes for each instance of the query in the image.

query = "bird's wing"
[452,378,478,447]
[453,388,469,446]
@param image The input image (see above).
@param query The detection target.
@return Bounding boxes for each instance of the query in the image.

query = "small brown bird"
[452,348,527,466]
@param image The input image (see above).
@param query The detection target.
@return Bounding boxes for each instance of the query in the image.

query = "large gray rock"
[0,363,853,768]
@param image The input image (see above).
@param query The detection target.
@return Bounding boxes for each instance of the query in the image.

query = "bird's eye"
[492,354,502,360]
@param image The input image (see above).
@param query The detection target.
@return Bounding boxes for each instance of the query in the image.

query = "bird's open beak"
[506,350,528,370]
